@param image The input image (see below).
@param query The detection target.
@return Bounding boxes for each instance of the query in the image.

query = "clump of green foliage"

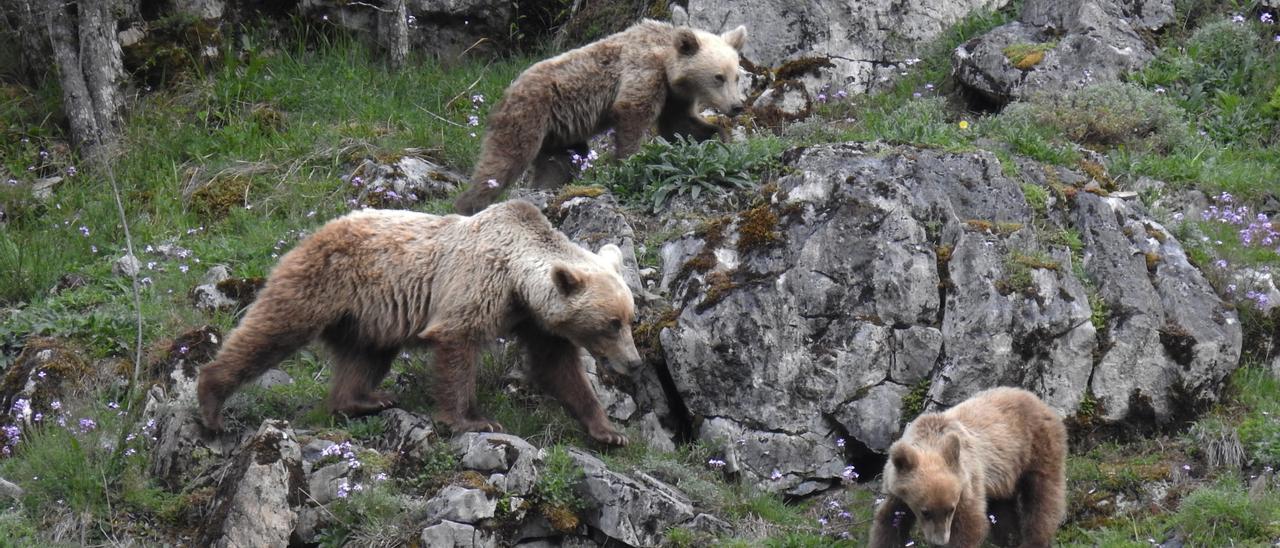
[1135,17,1280,147]
[534,445,585,512]
[1169,479,1280,544]
[595,135,785,210]
[996,83,1202,153]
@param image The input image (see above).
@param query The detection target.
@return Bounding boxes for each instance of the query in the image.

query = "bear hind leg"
[326,345,399,418]
[1015,470,1066,548]
[517,323,626,446]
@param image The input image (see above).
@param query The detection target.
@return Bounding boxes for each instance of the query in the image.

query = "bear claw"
[589,426,629,446]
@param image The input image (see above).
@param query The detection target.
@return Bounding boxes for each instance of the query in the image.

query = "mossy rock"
[190,176,254,220]
[0,337,92,420]
[122,16,223,87]
[774,56,836,81]
[1002,42,1055,71]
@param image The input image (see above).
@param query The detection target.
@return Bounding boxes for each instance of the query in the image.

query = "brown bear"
[868,387,1067,548]
[196,200,641,445]
[453,19,749,214]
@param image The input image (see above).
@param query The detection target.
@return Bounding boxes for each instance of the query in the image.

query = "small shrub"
[535,445,584,512]
[997,83,1200,153]
[900,379,931,424]
[406,439,459,492]
[598,135,784,210]
[1089,291,1109,332]
[873,97,968,149]
[316,481,409,548]
[1168,479,1280,544]
[1021,182,1049,217]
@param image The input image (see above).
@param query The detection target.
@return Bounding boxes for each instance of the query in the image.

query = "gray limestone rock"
[953,0,1173,105]
[568,448,698,547]
[674,0,1014,94]
[660,143,1239,492]
[197,420,305,548]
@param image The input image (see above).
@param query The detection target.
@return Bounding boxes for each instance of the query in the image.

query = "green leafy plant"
[535,445,585,511]
[598,135,783,210]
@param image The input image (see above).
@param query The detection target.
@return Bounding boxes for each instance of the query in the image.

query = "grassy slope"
[0,1,1278,545]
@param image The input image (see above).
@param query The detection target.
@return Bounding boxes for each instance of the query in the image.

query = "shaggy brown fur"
[869,387,1067,548]
[196,201,640,445]
[453,19,748,214]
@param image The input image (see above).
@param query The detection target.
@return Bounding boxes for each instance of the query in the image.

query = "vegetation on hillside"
[0,0,1277,545]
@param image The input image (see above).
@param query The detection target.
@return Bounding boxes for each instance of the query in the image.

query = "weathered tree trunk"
[377,0,409,70]
[43,0,125,163]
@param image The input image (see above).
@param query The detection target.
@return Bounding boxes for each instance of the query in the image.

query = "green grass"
[2,2,1279,546]
[2,32,534,328]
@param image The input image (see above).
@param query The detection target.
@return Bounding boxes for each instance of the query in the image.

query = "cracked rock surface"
[660,142,1240,493]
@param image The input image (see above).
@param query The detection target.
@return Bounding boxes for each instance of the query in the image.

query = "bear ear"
[722,25,747,51]
[598,244,624,274]
[890,443,915,473]
[552,264,584,296]
[941,433,962,471]
[676,29,700,56]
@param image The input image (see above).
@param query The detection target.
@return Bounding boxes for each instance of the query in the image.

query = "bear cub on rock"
[454,19,748,214]
[196,200,640,445]
[869,387,1067,548]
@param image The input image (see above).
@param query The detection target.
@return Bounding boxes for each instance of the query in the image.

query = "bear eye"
[920,509,932,520]
[715,74,726,84]
[610,318,623,331]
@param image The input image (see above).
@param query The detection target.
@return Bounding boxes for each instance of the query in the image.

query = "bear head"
[887,433,965,546]
[669,24,749,117]
[541,244,642,373]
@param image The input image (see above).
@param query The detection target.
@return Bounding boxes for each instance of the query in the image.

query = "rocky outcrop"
[660,142,1240,493]
[348,152,466,208]
[953,0,1173,106]
[568,448,699,547]
[673,0,1012,94]
[299,0,513,58]
[197,420,306,548]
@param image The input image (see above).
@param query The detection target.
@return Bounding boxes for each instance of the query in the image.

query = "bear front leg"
[197,303,319,431]
[868,496,916,548]
[610,74,663,159]
[428,333,503,433]
[657,102,724,143]
[1015,470,1066,548]
[947,493,992,548]
[518,324,627,446]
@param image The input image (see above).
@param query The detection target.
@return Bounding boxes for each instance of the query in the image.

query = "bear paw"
[588,424,629,447]
[437,413,506,434]
[335,392,399,417]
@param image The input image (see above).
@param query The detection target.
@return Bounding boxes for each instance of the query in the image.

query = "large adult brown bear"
[196,201,641,445]
[453,19,749,214]
[868,387,1067,548]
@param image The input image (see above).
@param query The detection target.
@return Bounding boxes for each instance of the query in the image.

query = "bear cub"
[196,200,641,445]
[869,387,1067,548]
[454,19,748,214]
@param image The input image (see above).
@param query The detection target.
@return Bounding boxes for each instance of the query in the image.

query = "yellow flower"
[958,120,970,130]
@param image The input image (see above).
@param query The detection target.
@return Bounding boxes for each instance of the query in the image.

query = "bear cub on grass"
[454,19,748,214]
[869,387,1067,548]
[197,200,640,445]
